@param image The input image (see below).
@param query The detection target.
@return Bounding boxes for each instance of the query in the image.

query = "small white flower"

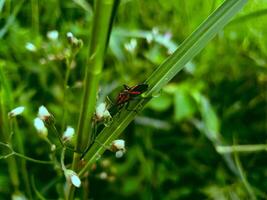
[66,32,74,39]
[38,105,51,120]
[146,34,153,43]
[65,170,81,188]
[96,103,107,118]
[51,144,56,151]
[8,106,25,117]
[112,139,125,150]
[95,103,112,125]
[63,126,75,141]
[71,174,81,188]
[111,140,126,157]
[25,42,37,52]
[115,150,124,158]
[12,192,27,200]
[34,117,48,137]
[124,39,137,52]
[99,172,108,180]
[47,30,59,40]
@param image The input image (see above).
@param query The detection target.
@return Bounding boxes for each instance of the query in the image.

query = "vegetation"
[0,0,266,199]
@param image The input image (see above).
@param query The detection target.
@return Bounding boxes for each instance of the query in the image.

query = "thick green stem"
[68,0,118,199]
[73,0,117,162]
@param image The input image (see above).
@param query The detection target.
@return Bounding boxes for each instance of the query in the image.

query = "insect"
[80,83,148,159]
[110,83,149,114]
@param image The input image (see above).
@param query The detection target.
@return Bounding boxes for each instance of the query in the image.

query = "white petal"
[115,150,124,158]
[96,103,107,118]
[38,105,50,119]
[112,139,125,150]
[66,32,74,39]
[63,126,75,140]
[25,42,36,52]
[33,117,48,137]
[47,30,59,40]
[99,172,108,179]
[70,174,81,188]
[8,106,25,117]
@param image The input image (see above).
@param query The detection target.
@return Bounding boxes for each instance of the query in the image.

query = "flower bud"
[115,150,124,158]
[65,169,81,188]
[8,106,25,117]
[47,30,59,40]
[63,126,75,142]
[111,139,125,151]
[99,172,108,180]
[38,105,54,125]
[111,140,126,158]
[33,117,48,137]
[25,42,37,52]
[95,103,112,126]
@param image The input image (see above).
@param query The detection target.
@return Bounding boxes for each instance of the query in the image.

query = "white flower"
[33,117,48,137]
[96,103,106,118]
[47,30,59,40]
[12,192,27,200]
[111,140,126,158]
[65,170,81,188]
[38,105,51,120]
[112,139,125,150]
[146,34,153,43]
[25,42,37,52]
[95,103,112,125]
[71,173,81,188]
[66,32,74,39]
[115,150,124,158]
[8,106,25,117]
[99,172,108,180]
[96,103,111,119]
[124,39,137,52]
[63,126,75,141]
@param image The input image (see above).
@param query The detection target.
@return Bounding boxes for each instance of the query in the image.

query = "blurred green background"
[0,0,267,199]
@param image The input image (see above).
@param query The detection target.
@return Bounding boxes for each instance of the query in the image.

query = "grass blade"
[80,0,248,176]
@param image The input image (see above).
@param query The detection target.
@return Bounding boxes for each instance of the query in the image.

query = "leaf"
[174,88,197,121]
[148,92,172,112]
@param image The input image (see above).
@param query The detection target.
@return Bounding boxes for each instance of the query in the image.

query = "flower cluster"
[111,139,126,158]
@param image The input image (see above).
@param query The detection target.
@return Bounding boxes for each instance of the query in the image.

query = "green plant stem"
[234,151,256,199]
[0,62,33,198]
[0,142,53,164]
[74,0,116,154]
[0,63,20,191]
[31,176,46,200]
[10,119,33,199]
[216,144,267,153]
[79,0,248,176]
[31,0,39,34]
[68,0,118,199]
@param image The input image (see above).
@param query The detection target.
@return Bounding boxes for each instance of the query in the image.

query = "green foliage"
[0,0,266,199]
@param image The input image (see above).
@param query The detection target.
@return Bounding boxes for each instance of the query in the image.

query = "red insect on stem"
[109,83,149,115]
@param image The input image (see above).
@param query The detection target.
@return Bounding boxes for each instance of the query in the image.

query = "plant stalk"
[68,0,118,199]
